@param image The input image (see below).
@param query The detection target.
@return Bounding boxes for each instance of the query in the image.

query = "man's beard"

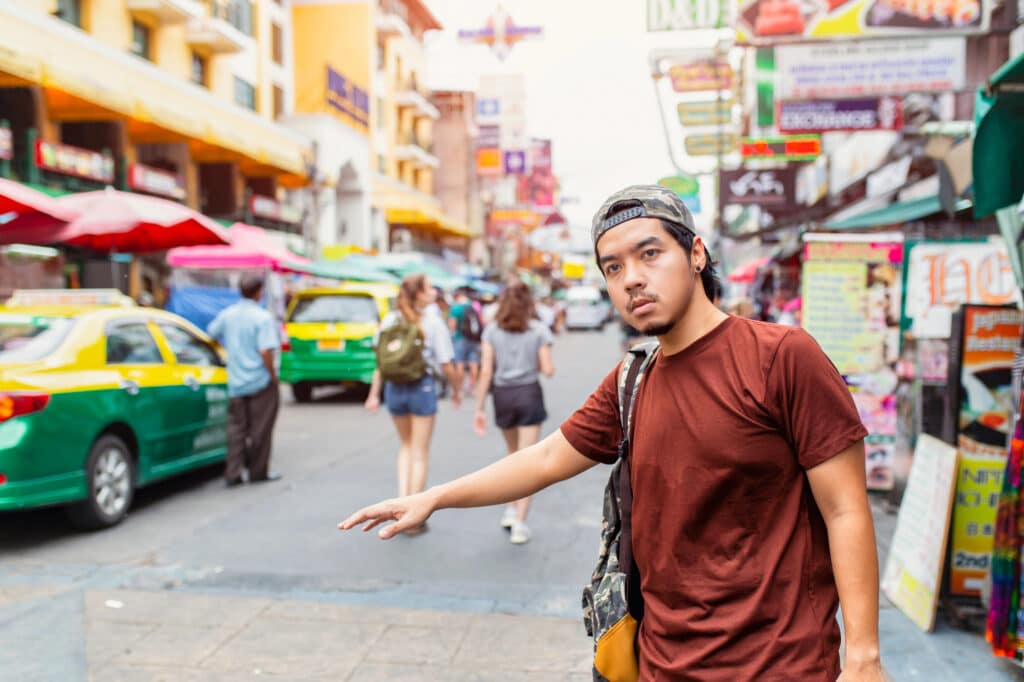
[641,320,675,337]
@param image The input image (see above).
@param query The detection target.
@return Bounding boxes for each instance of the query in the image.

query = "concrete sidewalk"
[80,588,591,681]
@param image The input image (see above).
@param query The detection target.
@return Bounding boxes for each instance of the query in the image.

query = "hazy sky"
[424,1,724,233]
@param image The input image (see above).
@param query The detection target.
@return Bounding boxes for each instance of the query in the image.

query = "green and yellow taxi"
[280,282,398,402]
[0,289,229,529]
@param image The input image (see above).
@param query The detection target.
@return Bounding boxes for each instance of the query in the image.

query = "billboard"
[778,97,903,134]
[774,38,967,99]
[735,0,988,44]
[647,0,733,30]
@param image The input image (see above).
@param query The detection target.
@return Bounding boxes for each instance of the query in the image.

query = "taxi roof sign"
[7,289,136,308]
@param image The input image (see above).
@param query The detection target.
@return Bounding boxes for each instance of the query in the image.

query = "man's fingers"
[338,504,394,530]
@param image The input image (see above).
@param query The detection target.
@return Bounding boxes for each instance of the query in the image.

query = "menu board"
[802,260,876,374]
[882,434,959,632]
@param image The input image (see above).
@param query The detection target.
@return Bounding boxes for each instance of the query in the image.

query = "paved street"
[1,326,1022,680]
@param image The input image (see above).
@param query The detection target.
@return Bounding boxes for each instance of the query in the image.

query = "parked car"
[564,285,609,331]
[0,289,229,529]
[279,282,398,403]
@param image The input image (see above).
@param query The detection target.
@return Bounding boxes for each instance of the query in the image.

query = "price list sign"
[801,260,880,375]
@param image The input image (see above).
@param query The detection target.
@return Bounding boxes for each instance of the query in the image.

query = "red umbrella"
[0,178,77,221]
[727,256,771,283]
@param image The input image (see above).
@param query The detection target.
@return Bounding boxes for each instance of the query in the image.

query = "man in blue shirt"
[208,275,282,487]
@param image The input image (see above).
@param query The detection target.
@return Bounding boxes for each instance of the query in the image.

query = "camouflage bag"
[581,341,659,682]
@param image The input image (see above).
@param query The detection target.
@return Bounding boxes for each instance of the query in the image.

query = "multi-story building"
[0,1,312,248]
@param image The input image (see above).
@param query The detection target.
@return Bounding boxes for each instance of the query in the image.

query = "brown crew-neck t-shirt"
[561,316,868,681]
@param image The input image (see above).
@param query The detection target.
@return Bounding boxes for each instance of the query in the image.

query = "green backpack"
[376,316,427,383]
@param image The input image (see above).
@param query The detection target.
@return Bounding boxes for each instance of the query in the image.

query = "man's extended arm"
[806,441,884,681]
[339,429,597,538]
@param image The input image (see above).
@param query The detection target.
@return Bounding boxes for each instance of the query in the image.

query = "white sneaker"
[501,506,517,530]
[510,521,531,545]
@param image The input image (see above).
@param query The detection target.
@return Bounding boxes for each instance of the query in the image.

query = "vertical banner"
[947,306,1022,598]
[803,235,904,490]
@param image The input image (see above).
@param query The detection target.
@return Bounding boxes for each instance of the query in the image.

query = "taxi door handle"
[184,376,200,391]
[119,379,140,396]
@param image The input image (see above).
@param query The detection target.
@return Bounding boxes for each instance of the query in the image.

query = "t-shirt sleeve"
[257,312,280,352]
[559,363,623,465]
[765,328,868,470]
[533,320,554,346]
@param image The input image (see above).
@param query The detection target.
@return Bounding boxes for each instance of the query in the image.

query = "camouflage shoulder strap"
[617,341,660,446]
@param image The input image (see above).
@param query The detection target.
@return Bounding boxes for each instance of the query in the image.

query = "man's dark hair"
[239,274,264,300]
[594,202,720,301]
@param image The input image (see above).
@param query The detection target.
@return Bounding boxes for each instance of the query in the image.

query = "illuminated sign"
[35,140,114,183]
[740,135,821,161]
[326,66,369,130]
[128,163,186,201]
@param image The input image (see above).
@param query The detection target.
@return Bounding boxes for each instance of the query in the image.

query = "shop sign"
[903,240,1022,339]
[778,98,903,134]
[657,175,700,197]
[685,133,738,156]
[647,0,732,31]
[719,167,796,208]
[477,125,500,149]
[866,157,912,199]
[736,0,988,44]
[250,195,301,225]
[829,131,900,195]
[503,150,526,175]
[0,128,11,161]
[774,38,967,99]
[668,57,733,92]
[796,155,828,206]
[491,209,541,228]
[326,65,369,130]
[477,98,500,119]
[516,139,554,207]
[947,305,1022,598]
[740,135,820,161]
[476,147,502,177]
[677,98,734,127]
[128,163,185,201]
[35,140,114,184]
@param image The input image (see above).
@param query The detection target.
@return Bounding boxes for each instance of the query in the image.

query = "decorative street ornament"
[458,5,543,61]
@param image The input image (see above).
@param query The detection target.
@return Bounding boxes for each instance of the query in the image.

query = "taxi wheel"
[291,382,314,403]
[66,435,135,531]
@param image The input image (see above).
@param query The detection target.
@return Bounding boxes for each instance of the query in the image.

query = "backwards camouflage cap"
[591,184,696,246]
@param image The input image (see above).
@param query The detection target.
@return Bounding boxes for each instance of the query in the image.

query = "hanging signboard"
[685,133,739,156]
[250,195,301,225]
[735,0,988,44]
[657,175,700,197]
[128,163,186,201]
[945,305,1022,599]
[677,98,734,127]
[503,150,526,175]
[719,167,797,208]
[476,148,502,177]
[774,38,967,99]
[668,57,733,92]
[778,97,903,134]
[647,0,733,30]
[35,140,115,184]
[902,240,1022,339]
[0,128,11,161]
[882,434,959,633]
[740,135,820,161]
[326,65,370,131]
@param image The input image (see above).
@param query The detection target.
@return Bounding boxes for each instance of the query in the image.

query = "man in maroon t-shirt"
[341,185,884,681]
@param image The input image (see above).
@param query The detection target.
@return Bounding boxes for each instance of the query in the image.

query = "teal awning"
[290,258,399,284]
[824,196,972,230]
[973,51,1024,218]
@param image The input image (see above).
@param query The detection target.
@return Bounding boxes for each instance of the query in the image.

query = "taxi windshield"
[289,295,379,324]
[0,316,75,363]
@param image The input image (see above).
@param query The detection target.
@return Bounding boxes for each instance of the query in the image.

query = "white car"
[564,286,608,331]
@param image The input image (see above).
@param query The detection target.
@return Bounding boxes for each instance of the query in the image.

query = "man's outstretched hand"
[338,491,437,539]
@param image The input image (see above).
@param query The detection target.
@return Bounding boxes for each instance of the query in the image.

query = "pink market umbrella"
[0,187,230,252]
[0,178,77,224]
[727,256,771,283]
[167,223,308,271]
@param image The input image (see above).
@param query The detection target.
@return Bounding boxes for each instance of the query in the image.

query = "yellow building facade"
[0,0,310,237]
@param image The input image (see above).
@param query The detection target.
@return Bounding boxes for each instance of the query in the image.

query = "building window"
[377,154,387,175]
[271,23,284,65]
[191,52,208,87]
[131,21,152,61]
[272,85,285,120]
[376,97,386,129]
[212,0,253,36]
[55,0,82,27]
[376,43,386,71]
[234,77,257,111]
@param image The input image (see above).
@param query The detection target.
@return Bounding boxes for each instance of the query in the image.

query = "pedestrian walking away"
[364,274,462,536]
[473,282,555,545]
[340,185,883,681]
[207,274,282,487]
[449,287,484,393]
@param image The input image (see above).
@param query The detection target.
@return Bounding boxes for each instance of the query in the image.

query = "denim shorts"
[454,338,481,365]
[384,376,438,417]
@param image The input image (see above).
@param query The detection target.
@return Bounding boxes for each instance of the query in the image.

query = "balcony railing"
[208,0,253,36]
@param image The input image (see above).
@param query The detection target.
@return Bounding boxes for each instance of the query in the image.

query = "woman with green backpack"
[365,274,462,536]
